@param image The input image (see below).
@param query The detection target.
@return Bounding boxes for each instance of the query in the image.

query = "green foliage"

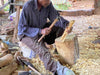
[4,5,9,11]
[4,0,9,11]
[54,2,71,10]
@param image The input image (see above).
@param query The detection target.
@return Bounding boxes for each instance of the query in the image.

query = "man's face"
[38,0,51,8]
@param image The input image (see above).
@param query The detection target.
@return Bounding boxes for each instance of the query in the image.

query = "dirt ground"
[32,9,100,75]
[68,0,94,10]
[0,0,100,75]
[62,7,100,75]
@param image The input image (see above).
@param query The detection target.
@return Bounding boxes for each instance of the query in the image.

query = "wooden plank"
[55,34,79,65]
[12,6,20,43]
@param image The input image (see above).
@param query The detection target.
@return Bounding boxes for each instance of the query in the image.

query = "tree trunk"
[55,34,79,65]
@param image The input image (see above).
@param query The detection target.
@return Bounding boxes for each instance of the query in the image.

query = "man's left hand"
[66,27,73,33]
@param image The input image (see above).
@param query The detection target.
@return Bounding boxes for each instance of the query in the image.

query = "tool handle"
[28,65,41,75]
[38,35,45,43]
[67,20,75,30]
[38,18,59,42]
[60,20,75,42]
[49,18,59,29]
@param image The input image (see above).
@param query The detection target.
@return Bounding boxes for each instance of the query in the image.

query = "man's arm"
[48,3,69,29]
[18,5,41,38]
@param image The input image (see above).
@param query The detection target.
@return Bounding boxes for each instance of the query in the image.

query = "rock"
[88,26,93,29]
[92,39,100,44]
[60,8,95,16]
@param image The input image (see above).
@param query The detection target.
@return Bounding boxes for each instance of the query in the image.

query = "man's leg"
[21,36,57,74]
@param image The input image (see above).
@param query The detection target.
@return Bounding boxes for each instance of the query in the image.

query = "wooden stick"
[38,18,59,42]
[60,20,75,42]
[28,65,41,75]
[12,6,20,43]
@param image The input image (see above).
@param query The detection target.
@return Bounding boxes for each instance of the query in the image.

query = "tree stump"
[55,34,79,65]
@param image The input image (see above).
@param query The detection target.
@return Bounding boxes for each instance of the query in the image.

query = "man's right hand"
[41,28,51,35]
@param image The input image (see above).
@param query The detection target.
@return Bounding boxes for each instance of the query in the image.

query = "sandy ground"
[68,0,94,10]
[61,7,100,75]
[0,1,100,75]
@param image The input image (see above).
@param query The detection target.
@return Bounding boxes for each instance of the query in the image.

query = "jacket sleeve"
[18,5,41,38]
[48,3,69,29]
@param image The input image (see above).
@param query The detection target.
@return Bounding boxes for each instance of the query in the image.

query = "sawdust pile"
[69,28,100,75]
[32,56,53,75]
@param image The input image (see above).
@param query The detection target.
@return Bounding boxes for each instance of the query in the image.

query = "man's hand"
[41,28,51,35]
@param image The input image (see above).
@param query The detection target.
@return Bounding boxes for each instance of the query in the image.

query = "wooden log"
[0,61,18,75]
[0,54,13,67]
[55,34,79,65]
[12,6,20,43]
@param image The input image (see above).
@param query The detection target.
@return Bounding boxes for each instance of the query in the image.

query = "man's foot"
[56,62,75,75]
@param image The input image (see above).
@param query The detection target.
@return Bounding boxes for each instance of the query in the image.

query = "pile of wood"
[0,21,15,35]
[60,8,95,16]
[0,38,19,75]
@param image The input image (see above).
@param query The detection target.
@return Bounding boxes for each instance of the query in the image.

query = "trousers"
[20,23,64,74]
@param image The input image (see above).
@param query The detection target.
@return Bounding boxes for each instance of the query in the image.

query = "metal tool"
[17,56,41,75]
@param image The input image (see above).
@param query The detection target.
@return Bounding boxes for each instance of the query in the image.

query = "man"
[18,0,75,75]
